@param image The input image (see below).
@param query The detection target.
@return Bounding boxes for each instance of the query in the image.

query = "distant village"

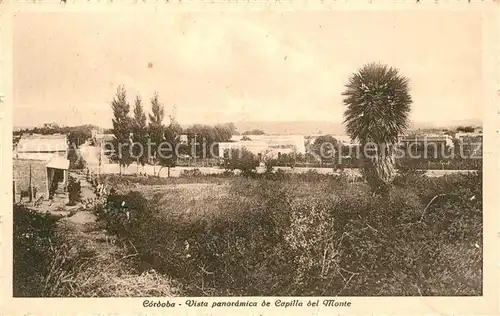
[13,122,483,161]
[13,122,483,179]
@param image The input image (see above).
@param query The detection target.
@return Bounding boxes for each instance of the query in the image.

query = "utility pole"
[29,164,33,203]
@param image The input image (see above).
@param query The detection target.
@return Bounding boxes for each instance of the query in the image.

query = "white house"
[219,134,306,159]
[14,134,69,161]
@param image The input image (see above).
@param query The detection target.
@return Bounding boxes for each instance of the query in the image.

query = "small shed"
[45,154,70,199]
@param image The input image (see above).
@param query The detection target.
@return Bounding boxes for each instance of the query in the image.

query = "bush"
[222,148,259,177]
[329,173,482,295]
[67,176,81,206]
[260,168,289,181]
[13,204,58,296]
[180,168,203,177]
[97,172,482,296]
[263,156,276,174]
[393,160,427,186]
[284,196,341,293]
[96,190,149,236]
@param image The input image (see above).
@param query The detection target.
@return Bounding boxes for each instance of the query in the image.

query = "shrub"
[96,190,149,236]
[263,156,276,174]
[394,160,427,186]
[296,169,324,182]
[180,168,203,177]
[222,148,259,177]
[13,204,58,296]
[284,197,341,293]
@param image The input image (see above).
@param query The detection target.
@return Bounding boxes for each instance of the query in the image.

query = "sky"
[13,10,483,129]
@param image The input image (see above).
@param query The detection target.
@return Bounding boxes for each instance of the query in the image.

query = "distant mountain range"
[15,119,482,136]
[232,119,482,135]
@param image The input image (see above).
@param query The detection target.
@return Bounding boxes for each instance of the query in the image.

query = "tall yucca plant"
[342,63,412,194]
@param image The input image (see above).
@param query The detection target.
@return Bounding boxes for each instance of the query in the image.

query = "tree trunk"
[361,142,395,196]
[374,144,396,185]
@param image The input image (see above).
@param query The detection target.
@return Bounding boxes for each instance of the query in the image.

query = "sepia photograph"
[6,3,497,309]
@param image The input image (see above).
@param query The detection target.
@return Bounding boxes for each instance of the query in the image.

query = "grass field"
[98,171,482,296]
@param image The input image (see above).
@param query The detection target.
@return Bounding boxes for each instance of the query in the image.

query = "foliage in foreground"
[221,148,260,176]
[99,171,482,296]
[13,205,58,296]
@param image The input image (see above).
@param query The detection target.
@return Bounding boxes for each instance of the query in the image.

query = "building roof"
[16,135,68,153]
[229,135,306,151]
[95,133,116,143]
[46,154,70,170]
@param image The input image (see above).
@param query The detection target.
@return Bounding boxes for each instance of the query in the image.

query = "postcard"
[1,1,498,315]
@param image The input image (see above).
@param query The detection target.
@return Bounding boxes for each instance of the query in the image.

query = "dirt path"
[50,170,178,296]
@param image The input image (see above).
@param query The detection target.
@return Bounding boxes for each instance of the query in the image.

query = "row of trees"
[110,86,181,177]
[110,86,239,176]
[183,123,238,158]
[242,129,265,135]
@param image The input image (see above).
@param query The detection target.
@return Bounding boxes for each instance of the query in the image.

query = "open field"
[97,171,483,296]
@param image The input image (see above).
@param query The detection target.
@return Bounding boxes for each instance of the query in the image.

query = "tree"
[261,149,277,174]
[132,95,148,172]
[148,92,165,175]
[111,86,134,175]
[186,124,216,159]
[214,122,237,142]
[456,126,475,133]
[158,116,182,177]
[342,63,412,195]
[222,148,259,176]
[311,135,340,164]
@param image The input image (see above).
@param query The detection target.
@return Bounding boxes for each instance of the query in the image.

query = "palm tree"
[342,63,412,194]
